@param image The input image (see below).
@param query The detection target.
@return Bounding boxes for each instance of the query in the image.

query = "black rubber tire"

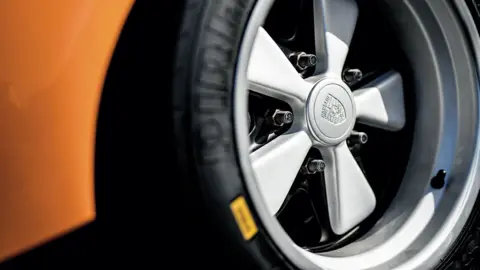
[172,1,291,269]
[168,0,480,269]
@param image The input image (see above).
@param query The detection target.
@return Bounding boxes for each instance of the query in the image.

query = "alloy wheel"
[234,0,480,268]
[249,0,406,240]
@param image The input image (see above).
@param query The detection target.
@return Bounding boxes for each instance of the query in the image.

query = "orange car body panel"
[0,0,134,261]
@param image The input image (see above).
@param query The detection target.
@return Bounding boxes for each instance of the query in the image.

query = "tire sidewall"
[173,1,290,269]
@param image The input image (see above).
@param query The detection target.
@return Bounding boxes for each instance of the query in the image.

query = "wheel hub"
[307,78,356,146]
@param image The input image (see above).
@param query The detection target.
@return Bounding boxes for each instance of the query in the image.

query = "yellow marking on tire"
[230,196,258,241]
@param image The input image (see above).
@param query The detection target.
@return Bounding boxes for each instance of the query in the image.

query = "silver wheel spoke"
[248,27,311,104]
[354,71,406,131]
[251,130,312,214]
[320,142,376,235]
[313,0,359,76]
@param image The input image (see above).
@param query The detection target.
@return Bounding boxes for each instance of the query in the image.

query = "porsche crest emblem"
[321,94,346,125]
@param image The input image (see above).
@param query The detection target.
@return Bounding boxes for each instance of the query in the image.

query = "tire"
[169,0,480,269]
[172,1,289,269]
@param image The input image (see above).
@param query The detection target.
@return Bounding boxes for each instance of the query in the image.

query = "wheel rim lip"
[233,0,480,269]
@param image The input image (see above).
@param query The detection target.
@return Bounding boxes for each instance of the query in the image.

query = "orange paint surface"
[0,0,134,261]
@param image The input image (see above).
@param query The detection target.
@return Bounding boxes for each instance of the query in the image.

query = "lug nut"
[305,159,326,174]
[349,131,368,145]
[272,109,293,126]
[297,53,317,69]
[343,68,363,84]
[289,52,317,71]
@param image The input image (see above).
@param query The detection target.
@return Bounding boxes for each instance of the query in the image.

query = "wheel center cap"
[307,79,356,146]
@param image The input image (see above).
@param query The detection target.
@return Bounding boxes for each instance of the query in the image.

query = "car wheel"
[172,0,480,269]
